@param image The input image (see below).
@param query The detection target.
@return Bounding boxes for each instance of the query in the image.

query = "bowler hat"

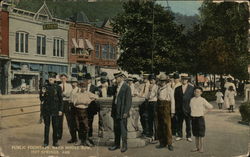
[100,72,108,77]
[181,75,190,80]
[148,74,156,80]
[173,73,180,79]
[85,73,92,80]
[48,72,57,78]
[101,77,108,83]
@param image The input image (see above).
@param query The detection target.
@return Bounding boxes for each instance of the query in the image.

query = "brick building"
[0,2,10,94]
[68,12,120,80]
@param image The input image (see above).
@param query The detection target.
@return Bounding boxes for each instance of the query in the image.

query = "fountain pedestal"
[94,97,147,148]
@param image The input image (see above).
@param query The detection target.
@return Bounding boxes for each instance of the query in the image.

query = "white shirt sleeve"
[203,98,213,109]
[170,87,175,114]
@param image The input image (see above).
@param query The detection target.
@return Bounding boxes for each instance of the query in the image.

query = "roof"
[76,11,90,23]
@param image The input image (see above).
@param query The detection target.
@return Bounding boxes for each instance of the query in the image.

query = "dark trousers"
[88,114,94,137]
[176,112,191,138]
[75,108,89,142]
[43,115,58,145]
[113,118,128,147]
[139,100,149,135]
[171,115,178,136]
[68,104,77,141]
[58,101,76,140]
[157,100,172,145]
[147,101,157,137]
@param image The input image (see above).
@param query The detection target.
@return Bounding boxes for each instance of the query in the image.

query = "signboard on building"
[43,23,58,30]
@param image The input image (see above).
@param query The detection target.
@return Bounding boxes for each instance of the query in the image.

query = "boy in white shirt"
[190,86,213,153]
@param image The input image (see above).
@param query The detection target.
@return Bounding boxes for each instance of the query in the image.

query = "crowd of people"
[41,71,243,153]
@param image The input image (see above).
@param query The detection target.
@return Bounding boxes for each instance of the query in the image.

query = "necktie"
[63,83,65,92]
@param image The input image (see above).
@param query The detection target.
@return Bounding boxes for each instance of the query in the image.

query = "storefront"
[70,63,95,81]
[9,61,68,93]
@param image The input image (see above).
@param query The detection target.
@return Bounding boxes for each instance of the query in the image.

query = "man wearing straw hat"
[156,73,175,151]
[109,72,132,153]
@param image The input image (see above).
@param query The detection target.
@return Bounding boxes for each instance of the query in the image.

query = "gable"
[33,2,53,21]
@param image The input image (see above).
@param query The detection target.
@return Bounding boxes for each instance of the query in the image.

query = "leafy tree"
[112,0,185,74]
[198,0,249,80]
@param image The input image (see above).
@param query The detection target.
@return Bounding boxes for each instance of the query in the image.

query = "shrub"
[239,101,250,122]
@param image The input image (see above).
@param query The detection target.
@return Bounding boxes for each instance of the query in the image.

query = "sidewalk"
[0,99,249,157]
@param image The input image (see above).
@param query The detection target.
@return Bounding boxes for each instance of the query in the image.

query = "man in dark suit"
[40,72,63,147]
[174,75,194,142]
[109,72,132,153]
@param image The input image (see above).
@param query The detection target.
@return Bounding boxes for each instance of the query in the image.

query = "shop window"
[53,38,64,57]
[95,43,100,58]
[11,62,21,70]
[15,31,29,53]
[37,35,46,55]
[30,64,39,71]
[101,44,109,60]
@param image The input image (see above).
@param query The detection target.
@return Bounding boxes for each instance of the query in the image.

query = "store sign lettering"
[43,23,58,30]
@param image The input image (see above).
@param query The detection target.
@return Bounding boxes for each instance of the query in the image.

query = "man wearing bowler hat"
[40,72,63,147]
[174,74,194,142]
[171,73,182,136]
[146,74,158,139]
[109,72,132,153]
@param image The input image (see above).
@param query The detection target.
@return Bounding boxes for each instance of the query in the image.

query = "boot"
[85,133,94,147]
[121,139,127,153]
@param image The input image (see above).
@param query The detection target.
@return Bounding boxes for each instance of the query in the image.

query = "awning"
[85,39,94,50]
[72,38,78,48]
[100,68,119,80]
[78,39,84,49]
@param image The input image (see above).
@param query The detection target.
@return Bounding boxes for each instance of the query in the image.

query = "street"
[0,94,249,157]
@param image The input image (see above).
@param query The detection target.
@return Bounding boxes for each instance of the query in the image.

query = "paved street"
[0,94,249,157]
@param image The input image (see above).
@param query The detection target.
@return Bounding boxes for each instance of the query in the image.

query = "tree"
[112,0,185,74]
[198,0,249,80]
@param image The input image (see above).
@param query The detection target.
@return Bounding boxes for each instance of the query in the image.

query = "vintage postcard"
[0,0,249,157]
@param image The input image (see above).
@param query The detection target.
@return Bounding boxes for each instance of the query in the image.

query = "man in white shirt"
[58,74,73,141]
[73,81,98,147]
[146,74,158,139]
[156,74,175,151]
[68,77,80,144]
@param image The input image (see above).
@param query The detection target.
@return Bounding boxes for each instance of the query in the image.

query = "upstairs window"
[15,31,28,53]
[95,43,100,58]
[53,38,64,57]
[37,35,46,55]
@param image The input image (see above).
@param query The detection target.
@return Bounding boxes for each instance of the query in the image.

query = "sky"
[156,0,202,16]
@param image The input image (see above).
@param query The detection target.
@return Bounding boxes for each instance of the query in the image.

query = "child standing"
[190,87,213,153]
[215,89,224,109]
[225,86,237,113]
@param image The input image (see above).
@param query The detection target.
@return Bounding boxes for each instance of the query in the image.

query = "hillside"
[15,0,199,30]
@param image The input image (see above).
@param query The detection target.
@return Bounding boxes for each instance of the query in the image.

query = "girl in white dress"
[224,86,237,112]
[215,89,224,109]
